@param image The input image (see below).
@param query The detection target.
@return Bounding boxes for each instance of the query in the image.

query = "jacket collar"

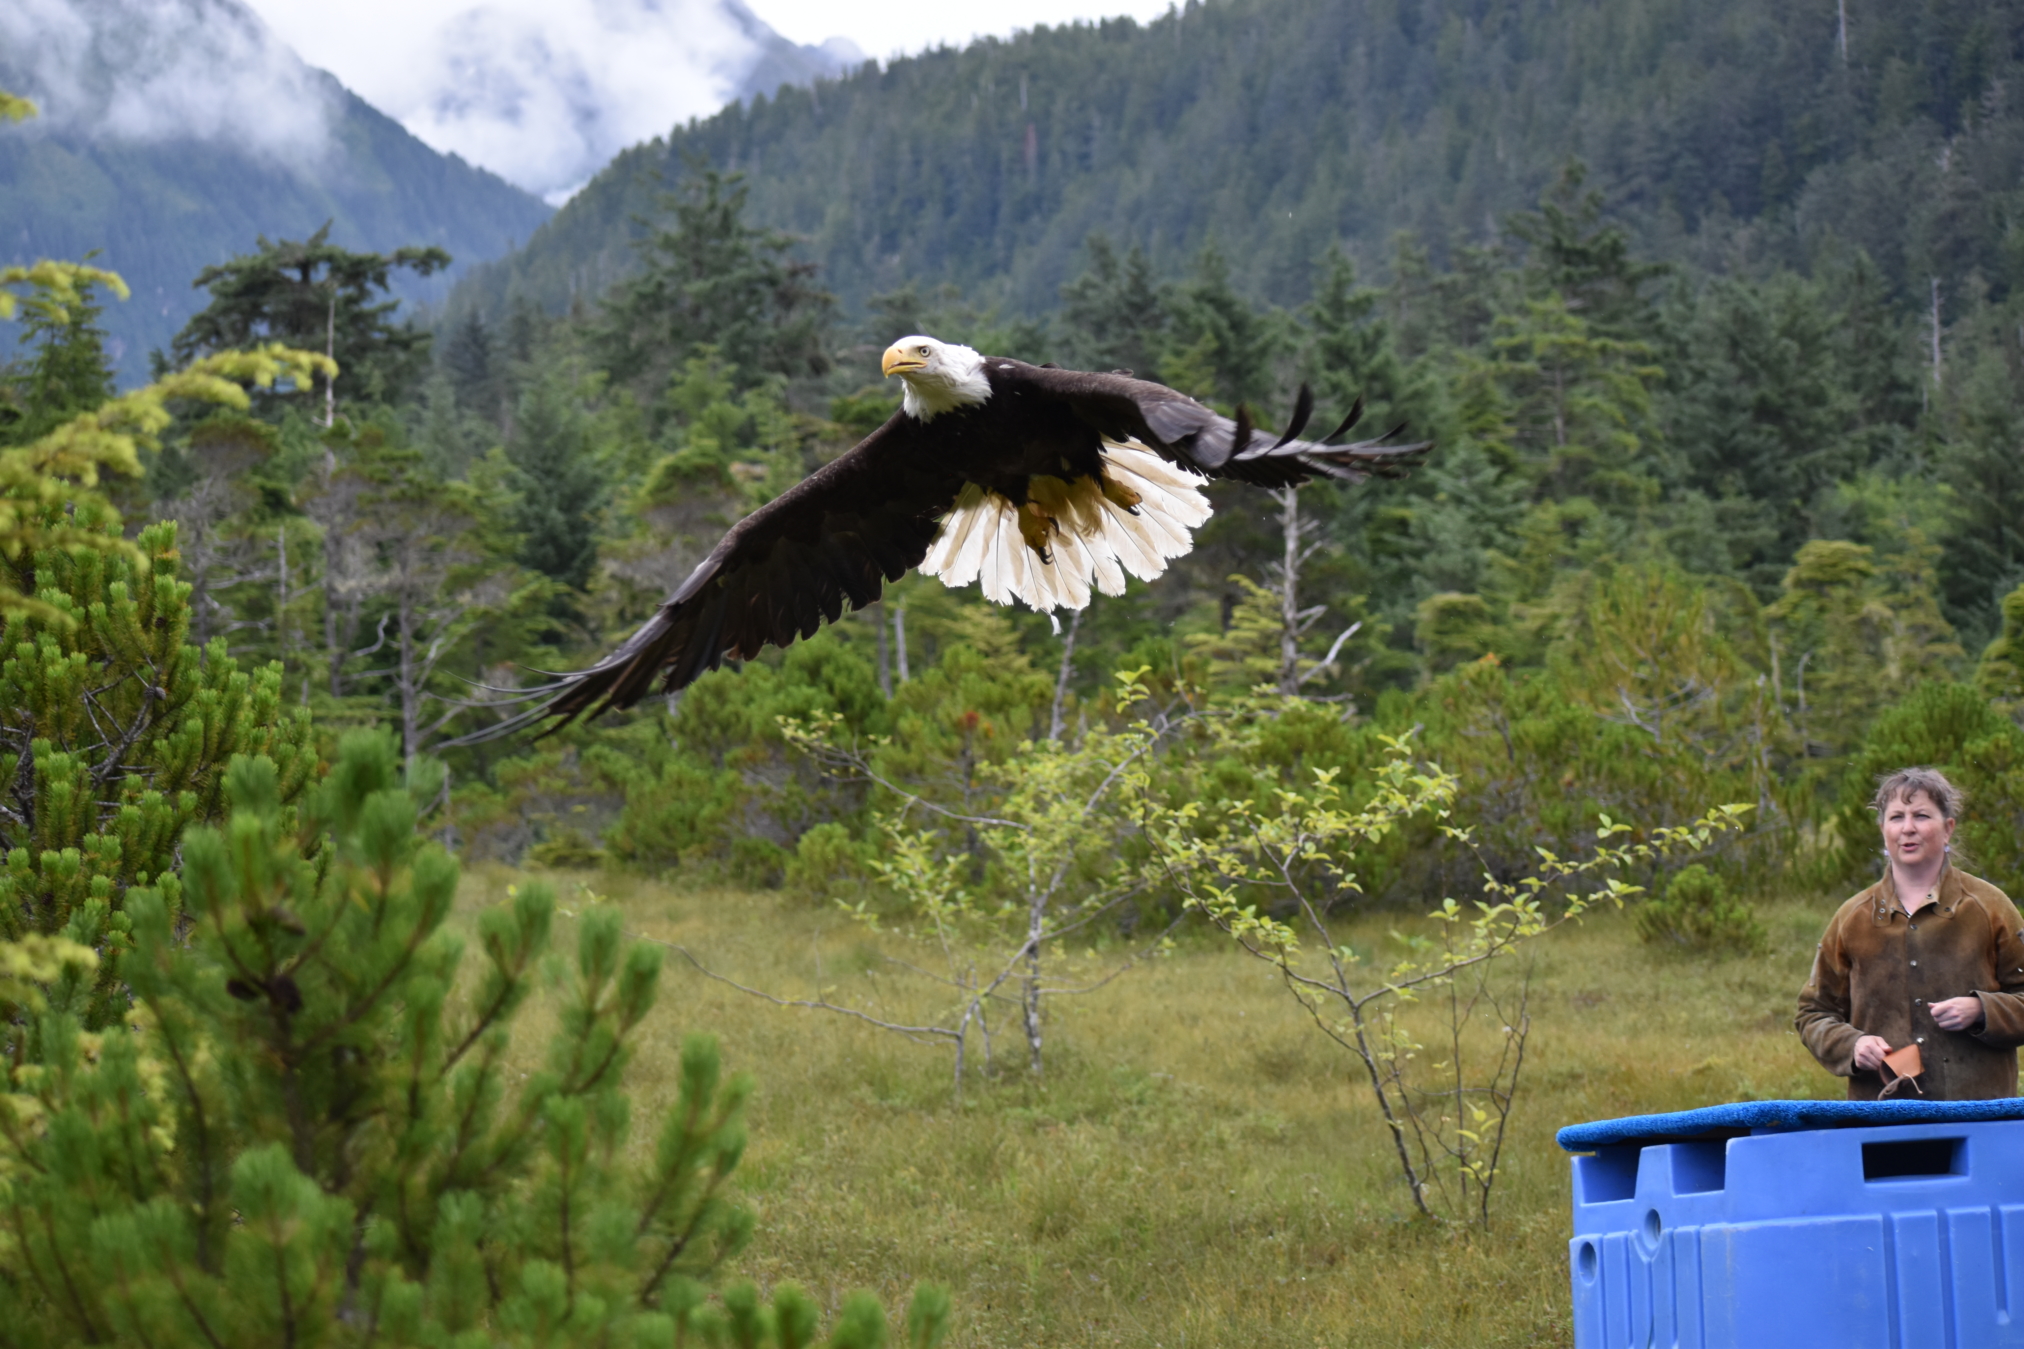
[1876,862,1961,920]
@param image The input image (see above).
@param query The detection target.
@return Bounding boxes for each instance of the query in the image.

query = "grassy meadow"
[464,864,1846,1349]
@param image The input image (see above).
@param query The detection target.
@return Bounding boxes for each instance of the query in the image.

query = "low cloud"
[0,0,338,162]
[258,0,776,203]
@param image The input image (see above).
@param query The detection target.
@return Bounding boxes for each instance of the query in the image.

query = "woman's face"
[1880,789,1956,869]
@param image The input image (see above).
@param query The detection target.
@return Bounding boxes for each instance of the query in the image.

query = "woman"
[1796,767,2024,1100]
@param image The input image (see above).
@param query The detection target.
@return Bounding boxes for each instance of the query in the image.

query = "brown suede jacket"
[1796,865,2024,1100]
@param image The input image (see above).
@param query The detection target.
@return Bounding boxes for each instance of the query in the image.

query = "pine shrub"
[0,731,949,1347]
[0,512,315,1023]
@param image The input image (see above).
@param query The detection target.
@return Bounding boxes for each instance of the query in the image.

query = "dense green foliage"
[0,515,315,944]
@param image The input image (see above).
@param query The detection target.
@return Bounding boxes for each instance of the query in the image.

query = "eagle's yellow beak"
[882,343,927,377]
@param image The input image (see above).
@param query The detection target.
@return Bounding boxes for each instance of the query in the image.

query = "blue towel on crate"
[1556,1098,2024,1152]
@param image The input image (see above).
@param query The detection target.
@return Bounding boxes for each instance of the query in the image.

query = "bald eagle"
[477,335,1428,736]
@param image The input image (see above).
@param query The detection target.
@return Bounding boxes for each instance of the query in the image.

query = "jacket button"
[1918,1036,1926,1043]
[1911,960,1918,967]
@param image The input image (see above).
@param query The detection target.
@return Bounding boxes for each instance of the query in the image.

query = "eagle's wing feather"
[997,363,1430,487]
[458,413,959,740]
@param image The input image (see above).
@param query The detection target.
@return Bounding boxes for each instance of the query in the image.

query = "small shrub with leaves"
[1635,863,1767,954]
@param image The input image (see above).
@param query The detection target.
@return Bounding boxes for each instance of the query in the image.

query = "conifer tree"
[1976,583,2024,716]
[0,731,951,1347]
[1057,234,1168,380]
[443,309,502,421]
[1505,162,1667,338]
[0,269,118,449]
[1161,239,1281,408]
[507,366,606,593]
[168,224,450,413]
[1466,292,1664,507]
[1299,245,1431,440]
[596,168,834,393]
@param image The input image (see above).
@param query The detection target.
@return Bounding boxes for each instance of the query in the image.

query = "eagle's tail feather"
[924,483,990,587]
[920,442,1210,613]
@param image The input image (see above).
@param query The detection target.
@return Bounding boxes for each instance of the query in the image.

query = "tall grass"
[462,865,1842,1348]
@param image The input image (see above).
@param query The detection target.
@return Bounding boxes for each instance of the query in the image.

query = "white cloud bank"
[0,0,339,161]
[744,0,1179,63]
[247,0,850,204]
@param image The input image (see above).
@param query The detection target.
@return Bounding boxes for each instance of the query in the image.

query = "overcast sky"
[245,0,1179,86]
[744,0,1177,58]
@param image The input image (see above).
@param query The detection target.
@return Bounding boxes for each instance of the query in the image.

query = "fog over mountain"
[243,0,866,203]
[0,0,553,383]
[2,0,342,161]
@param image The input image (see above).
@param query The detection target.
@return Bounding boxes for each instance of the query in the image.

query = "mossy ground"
[464,865,1841,1348]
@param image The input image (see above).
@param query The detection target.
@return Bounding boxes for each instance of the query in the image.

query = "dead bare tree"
[351,491,507,765]
[157,417,276,650]
[1270,485,1363,694]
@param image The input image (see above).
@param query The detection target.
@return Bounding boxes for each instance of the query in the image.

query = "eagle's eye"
[917,345,931,356]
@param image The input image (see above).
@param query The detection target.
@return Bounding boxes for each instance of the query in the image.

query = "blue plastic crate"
[1561,1100,2024,1349]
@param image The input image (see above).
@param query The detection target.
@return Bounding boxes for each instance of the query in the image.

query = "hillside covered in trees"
[453,0,2024,325]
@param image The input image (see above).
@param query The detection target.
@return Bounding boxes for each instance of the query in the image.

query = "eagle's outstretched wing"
[456,413,959,741]
[999,362,1430,488]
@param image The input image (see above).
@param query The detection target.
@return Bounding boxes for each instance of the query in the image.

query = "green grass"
[463,865,1844,1348]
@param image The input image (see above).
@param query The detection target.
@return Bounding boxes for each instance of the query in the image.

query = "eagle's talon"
[1018,500,1058,557]
[1100,474,1144,511]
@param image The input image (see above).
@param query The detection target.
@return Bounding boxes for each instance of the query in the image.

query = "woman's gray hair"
[1871,766,1965,822]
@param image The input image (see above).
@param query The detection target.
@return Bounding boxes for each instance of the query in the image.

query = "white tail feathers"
[919,441,1212,612]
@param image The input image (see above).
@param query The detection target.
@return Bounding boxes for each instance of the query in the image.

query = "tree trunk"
[1022,895,1045,1077]
[1279,487,1301,694]
[1049,608,1082,740]
[398,587,420,769]
[875,602,893,698]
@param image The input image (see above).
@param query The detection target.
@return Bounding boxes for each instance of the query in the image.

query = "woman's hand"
[1852,1035,1891,1072]
[1932,995,1985,1032]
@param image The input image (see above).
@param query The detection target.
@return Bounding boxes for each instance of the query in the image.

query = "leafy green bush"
[524,823,608,869]
[1634,863,1767,954]
[783,820,875,899]
[1829,682,2024,896]
[593,635,891,873]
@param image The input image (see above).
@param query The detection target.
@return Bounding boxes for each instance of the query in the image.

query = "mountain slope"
[2,0,552,383]
[451,0,2024,326]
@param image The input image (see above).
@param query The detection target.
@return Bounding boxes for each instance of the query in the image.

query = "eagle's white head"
[882,334,991,421]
